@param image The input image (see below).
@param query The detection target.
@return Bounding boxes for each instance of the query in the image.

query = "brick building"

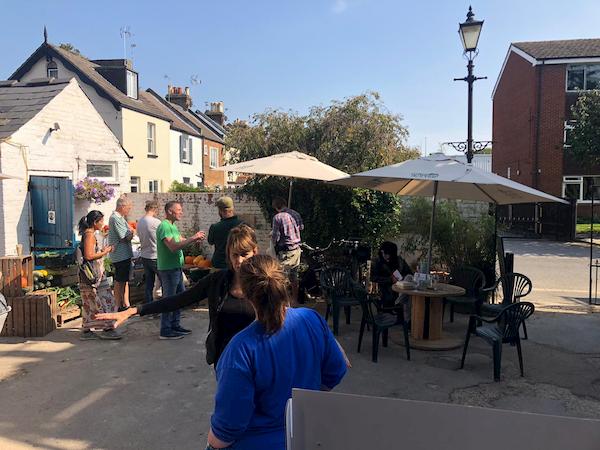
[492,39,600,216]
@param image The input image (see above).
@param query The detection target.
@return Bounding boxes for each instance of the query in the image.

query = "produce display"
[184,255,212,268]
[49,286,81,308]
[33,270,54,291]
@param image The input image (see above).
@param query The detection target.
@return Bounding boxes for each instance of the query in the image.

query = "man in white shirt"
[137,200,162,304]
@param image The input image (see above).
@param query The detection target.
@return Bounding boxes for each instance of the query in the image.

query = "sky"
[2,0,600,154]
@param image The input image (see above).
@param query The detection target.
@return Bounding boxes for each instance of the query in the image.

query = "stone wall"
[126,192,270,255]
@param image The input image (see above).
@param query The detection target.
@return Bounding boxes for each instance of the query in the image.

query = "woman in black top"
[371,241,412,308]
[97,224,258,365]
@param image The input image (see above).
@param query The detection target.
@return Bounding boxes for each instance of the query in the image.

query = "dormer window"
[126,70,138,99]
[47,60,58,79]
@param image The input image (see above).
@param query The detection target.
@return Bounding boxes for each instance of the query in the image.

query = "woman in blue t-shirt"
[206,255,349,450]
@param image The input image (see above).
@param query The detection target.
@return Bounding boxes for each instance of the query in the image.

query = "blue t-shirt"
[211,307,347,449]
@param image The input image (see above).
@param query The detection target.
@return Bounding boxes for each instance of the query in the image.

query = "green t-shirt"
[156,220,184,271]
[208,216,243,269]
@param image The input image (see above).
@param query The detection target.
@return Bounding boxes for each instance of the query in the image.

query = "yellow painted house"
[10,40,173,192]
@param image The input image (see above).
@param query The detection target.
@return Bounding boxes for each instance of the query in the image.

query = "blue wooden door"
[29,176,74,249]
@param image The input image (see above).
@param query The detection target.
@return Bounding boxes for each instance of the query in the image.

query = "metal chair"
[320,267,360,335]
[445,266,486,322]
[481,272,532,339]
[460,302,535,381]
[355,286,410,362]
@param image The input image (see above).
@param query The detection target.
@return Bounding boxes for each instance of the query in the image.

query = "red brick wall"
[492,52,537,186]
[202,139,226,187]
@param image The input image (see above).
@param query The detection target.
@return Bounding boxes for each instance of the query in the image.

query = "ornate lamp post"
[451,6,488,163]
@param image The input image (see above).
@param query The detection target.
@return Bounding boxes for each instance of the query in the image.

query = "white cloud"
[332,0,348,14]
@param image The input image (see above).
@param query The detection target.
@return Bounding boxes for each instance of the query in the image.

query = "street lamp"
[454,6,486,163]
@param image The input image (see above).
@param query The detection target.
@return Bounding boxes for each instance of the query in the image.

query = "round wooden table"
[392,282,466,350]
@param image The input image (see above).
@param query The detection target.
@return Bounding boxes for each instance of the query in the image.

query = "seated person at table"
[371,241,412,309]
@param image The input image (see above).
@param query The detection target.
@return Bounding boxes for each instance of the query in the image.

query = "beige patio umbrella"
[332,154,568,269]
[219,151,348,206]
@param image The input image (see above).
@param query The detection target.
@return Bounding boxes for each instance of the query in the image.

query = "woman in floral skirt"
[77,210,120,340]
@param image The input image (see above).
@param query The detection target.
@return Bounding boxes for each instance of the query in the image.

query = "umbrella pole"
[287,179,293,208]
[427,181,439,272]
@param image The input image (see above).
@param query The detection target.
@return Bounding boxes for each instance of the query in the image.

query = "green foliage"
[226,93,419,247]
[59,43,82,55]
[168,181,225,193]
[400,198,495,278]
[570,91,600,165]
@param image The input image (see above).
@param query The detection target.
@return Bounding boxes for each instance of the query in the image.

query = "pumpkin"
[128,221,137,230]
[184,256,194,265]
[21,275,29,288]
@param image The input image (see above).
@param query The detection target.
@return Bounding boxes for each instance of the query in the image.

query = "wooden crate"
[57,305,81,327]
[0,256,33,297]
[0,290,58,337]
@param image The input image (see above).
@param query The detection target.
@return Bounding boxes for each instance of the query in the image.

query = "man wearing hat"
[208,196,243,270]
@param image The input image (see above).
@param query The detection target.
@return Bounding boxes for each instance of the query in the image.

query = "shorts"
[113,259,132,283]
[277,248,301,282]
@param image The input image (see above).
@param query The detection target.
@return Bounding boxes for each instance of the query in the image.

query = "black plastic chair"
[320,267,360,335]
[481,273,532,339]
[355,286,410,362]
[460,302,535,381]
[445,266,486,322]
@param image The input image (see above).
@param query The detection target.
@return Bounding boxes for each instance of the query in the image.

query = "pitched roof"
[10,43,171,122]
[141,90,201,137]
[0,78,70,139]
[513,39,600,60]
[170,103,225,144]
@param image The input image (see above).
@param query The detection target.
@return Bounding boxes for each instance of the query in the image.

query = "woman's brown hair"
[226,224,258,268]
[239,255,290,334]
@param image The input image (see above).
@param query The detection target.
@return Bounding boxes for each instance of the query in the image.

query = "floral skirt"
[80,279,116,330]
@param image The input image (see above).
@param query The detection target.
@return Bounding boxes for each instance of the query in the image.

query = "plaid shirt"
[272,208,304,251]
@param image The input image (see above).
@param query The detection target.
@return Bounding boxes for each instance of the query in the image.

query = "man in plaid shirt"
[271,197,304,303]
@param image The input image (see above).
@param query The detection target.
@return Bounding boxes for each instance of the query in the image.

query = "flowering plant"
[74,177,115,204]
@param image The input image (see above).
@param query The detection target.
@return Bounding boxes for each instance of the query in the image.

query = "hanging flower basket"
[74,177,115,204]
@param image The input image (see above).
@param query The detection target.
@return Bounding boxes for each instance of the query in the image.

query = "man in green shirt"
[156,201,205,339]
[207,196,243,270]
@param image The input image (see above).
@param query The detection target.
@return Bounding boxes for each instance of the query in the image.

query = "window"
[148,180,159,193]
[210,147,219,168]
[564,120,576,148]
[562,176,600,201]
[130,177,140,193]
[147,123,156,155]
[46,60,58,79]
[567,64,600,91]
[197,182,202,188]
[183,177,190,185]
[180,135,193,163]
[86,162,116,181]
[126,70,138,99]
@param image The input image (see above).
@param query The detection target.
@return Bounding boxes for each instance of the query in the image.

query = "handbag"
[76,237,99,286]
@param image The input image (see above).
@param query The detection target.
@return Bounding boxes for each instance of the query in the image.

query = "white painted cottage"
[0,78,130,255]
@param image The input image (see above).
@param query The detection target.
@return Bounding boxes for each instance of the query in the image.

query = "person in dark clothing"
[96,224,259,366]
[207,196,243,270]
[371,241,412,309]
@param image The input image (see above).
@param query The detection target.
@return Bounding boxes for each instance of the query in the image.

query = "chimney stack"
[166,85,192,110]
[206,101,226,126]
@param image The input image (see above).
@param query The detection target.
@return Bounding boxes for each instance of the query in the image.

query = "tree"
[570,91,600,165]
[226,92,420,246]
[59,43,82,56]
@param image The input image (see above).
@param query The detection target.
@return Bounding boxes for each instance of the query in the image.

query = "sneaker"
[80,330,98,340]
[98,329,122,340]
[172,326,192,335]
[159,331,185,340]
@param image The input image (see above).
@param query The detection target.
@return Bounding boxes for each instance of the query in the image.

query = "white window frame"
[126,70,138,99]
[566,64,600,92]
[180,134,190,163]
[147,122,156,156]
[183,177,190,185]
[210,147,219,168]
[564,120,576,148]
[47,67,58,78]
[562,175,600,203]
[86,162,117,182]
[148,180,159,193]
[130,176,140,193]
